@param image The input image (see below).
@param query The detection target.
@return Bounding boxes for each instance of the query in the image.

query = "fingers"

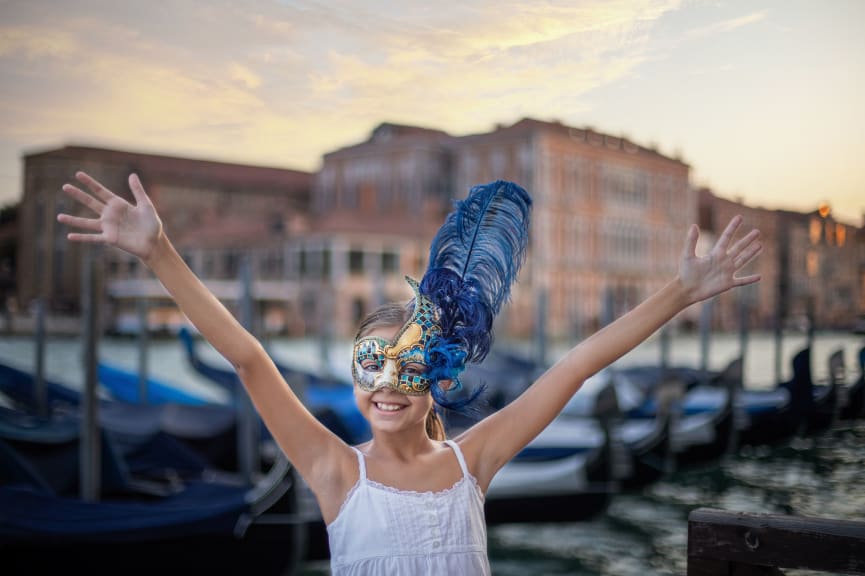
[61,183,105,216]
[128,173,151,206]
[56,213,102,232]
[733,273,761,287]
[727,228,760,258]
[75,171,115,204]
[682,224,699,258]
[733,241,763,270]
[61,171,145,216]
[66,232,106,243]
[714,215,743,252]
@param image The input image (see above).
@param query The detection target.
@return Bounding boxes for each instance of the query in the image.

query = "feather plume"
[420,180,532,366]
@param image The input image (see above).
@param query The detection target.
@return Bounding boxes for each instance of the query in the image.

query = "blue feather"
[420,180,532,365]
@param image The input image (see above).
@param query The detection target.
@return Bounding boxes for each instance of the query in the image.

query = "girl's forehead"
[363,325,401,342]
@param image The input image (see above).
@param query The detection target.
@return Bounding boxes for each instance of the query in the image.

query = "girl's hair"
[355,301,446,442]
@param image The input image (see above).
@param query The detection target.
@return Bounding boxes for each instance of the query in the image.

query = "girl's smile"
[374,401,408,412]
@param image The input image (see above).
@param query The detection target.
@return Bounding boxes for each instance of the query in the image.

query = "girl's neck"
[365,428,438,462]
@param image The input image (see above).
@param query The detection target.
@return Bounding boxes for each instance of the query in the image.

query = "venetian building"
[452,119,695,342]
[17,146,311,332]
[785,204,862,328]
[308,123,455,339]
[698,187,864,332]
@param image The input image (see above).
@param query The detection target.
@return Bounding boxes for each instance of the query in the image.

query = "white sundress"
[326,439,491,575]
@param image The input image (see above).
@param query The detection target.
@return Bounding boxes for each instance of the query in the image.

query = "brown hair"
[355,301,446,441]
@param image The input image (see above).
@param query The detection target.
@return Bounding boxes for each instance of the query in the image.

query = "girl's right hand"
[57,171,163,263]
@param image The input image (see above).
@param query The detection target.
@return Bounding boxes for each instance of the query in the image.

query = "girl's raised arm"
[460,215,762,490]
[57,171,353,493]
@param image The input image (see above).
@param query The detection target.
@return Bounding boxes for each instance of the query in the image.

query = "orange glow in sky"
[0,0,862,223]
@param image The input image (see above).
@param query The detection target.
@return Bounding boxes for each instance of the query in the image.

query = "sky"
[1,0,863,224]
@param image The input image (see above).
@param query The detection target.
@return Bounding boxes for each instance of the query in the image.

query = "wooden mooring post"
[688,508,865,575]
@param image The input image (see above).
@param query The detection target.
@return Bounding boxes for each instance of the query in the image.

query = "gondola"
[177,327,370,445]
[606,358,739,467]
[558,370,672,491]
[0,405,304,576]
[0,361,81,410]
[805,347,840,434]
[484,414,615,524]
[459,354,673,492]
[839,346,865,420]
[617,349,820,448]
[451,371,617,524]
[97,361,212,406]
[0,358,265,474]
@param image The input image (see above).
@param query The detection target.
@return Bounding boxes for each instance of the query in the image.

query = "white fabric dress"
[326,439,490,575]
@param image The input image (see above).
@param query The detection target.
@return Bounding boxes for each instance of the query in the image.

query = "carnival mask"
[352,277,442,395]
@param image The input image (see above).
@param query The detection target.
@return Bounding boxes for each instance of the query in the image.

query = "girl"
[58,171,761,575]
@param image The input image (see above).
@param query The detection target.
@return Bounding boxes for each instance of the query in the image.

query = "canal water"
[1,329,863,575]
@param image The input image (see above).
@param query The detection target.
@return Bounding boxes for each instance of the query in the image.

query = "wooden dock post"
[137,297,150,404]
[698,298,714,387]
[79,245,103,501]
[33,297,47,417]
[688,507,865,575]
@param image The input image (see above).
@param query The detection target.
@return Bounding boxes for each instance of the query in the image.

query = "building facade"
[306,123,456,339]
[698,188,864,333]
[782,205,862,329]
[18,145,311,333]
[452,119,694,340]
[16,124,865,340]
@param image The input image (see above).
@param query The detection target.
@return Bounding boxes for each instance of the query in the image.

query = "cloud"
[228,62,263,89]
[290,0,680,132]
[685,10,768,39]
[20,0,861,224]
[0,26,79,59]
[0,0,680,156]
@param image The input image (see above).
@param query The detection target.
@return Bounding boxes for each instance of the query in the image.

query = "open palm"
[57,172,163,262]
[679,215,762,304]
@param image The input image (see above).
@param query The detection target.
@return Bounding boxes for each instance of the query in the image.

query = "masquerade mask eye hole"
[401,362,427,376]
[360,358,383,372]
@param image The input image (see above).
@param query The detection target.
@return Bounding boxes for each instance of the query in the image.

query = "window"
[349,249,364,275]
[321,248,331,280]
[602,166,648,208]
[203,254,215,278]
[299,249,308,276]
[260,251,283,279]
[224,251,240,278]
[382,250,399,274]
[352,298,366,326]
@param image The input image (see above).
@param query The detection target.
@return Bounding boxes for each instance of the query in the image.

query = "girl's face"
[353,325,434,435]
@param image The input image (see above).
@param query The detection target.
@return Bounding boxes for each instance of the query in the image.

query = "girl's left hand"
[679,214,762,305]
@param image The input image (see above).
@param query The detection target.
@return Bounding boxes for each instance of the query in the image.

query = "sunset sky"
[1,0,863,223]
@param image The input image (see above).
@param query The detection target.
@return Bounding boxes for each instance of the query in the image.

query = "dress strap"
[444,439,470,479]
[351,447,367,480]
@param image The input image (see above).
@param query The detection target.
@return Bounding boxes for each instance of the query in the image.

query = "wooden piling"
[79,246,103,501]
[137,298,149,404]
[688,508,865,575]
[33,297,47,417]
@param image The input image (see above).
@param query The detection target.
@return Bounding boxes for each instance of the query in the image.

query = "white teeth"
[376,402,405,411]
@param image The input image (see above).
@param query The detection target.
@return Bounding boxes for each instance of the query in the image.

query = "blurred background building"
[16,146,310,335]
[12,118,865,339]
